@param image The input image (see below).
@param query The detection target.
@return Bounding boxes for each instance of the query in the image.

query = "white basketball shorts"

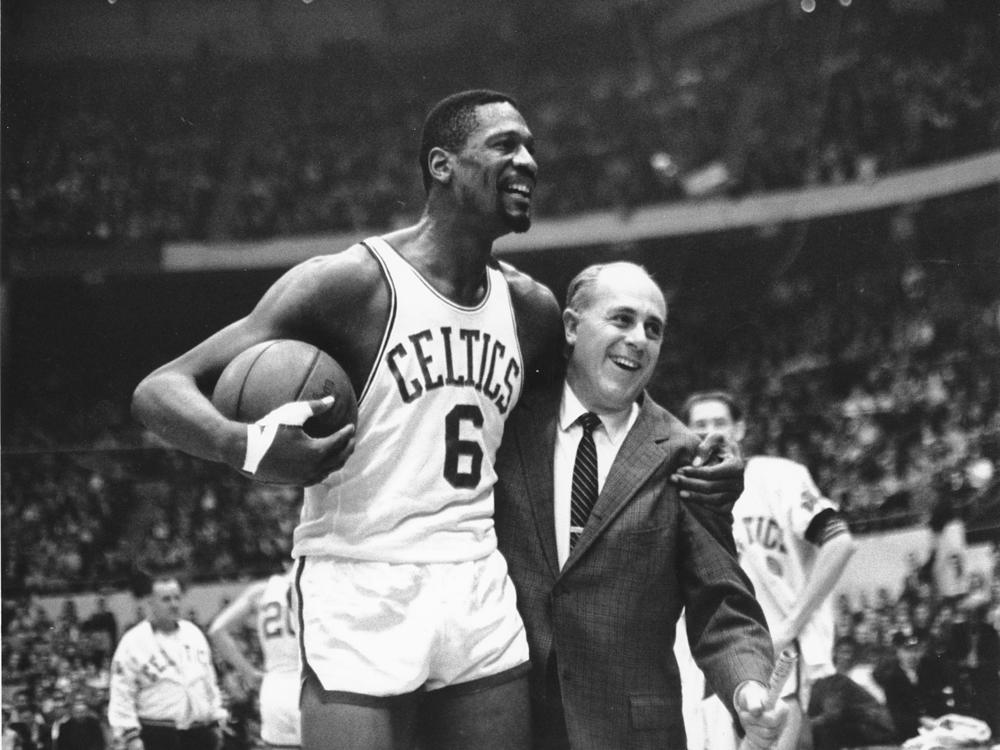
[259,671,301,747]
[296,549,529,700]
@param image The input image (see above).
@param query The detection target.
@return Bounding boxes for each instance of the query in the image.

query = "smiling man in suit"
[494,261,785,749]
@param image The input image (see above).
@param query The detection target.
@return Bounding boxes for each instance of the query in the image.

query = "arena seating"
[3,1,996,244]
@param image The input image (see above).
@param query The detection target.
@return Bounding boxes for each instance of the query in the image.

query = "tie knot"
[578,412,601,434]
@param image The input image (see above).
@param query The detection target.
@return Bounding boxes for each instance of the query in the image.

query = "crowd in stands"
[2,60,233,246]
[823,542,1000,742]
[1,445,300,597]
[3,0,997,245]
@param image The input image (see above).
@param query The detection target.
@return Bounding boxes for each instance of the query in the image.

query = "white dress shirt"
[553,383,639,568]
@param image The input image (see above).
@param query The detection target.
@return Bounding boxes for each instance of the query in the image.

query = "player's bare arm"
[208,581,267,688]
[770,518,856,652]
[501,261,563,387]
[132,245,389,485]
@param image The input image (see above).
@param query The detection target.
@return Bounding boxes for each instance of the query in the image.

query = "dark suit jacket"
[494,385,774,749]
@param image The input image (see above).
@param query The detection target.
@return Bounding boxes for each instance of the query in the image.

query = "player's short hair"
[681,390,743,425]
[564,262,658,313]
[419,89,518,193]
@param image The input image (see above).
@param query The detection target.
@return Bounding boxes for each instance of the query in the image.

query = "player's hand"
[242,396,356,486]
[671,431,744,512]
[735,682,787,750]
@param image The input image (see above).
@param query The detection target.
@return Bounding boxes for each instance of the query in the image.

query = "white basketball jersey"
[257,573,298,677]
[734,455,838,669]
[293,237,524,563]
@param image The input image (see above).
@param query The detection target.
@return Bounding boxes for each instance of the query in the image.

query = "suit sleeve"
[679,496,774,722]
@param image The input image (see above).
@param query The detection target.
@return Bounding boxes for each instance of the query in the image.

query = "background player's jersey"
[293,237,525,563]
[256,573,299,747]
[257,573,298,677]
[734,455,838,670]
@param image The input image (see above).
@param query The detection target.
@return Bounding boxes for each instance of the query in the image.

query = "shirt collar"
[559,382,637,447]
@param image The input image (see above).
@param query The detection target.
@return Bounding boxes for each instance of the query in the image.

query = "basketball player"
[679,391,858,750]
[132,90,742,750]
[209,566,300,749]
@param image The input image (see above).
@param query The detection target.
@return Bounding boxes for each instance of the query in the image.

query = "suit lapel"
[512,388,561,578]
[562,395,673,571]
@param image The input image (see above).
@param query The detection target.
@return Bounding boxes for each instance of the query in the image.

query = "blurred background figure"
[208,565,300,749]
[681,390,857,750]
[51,695,105,750]
[807,637,895,750]
[107,574,226,750]
[874,632,955,742]
[950,592,1000,735]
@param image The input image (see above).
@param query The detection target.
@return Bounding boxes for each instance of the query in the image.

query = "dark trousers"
[140,724,219,750]
[531,656,571,750]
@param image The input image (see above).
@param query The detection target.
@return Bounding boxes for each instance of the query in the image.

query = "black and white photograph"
[2,1,998,749]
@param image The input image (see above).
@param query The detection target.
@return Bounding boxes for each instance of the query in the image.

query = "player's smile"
[500,174,534,204]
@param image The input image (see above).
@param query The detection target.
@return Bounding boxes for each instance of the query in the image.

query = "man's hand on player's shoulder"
[671,431,745,514]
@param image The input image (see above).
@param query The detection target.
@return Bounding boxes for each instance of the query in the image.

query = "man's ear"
[562,308,579,347]
[734,419,747,443]
[427,147,453,186]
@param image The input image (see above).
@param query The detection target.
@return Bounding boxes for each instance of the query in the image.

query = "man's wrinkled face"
[149,579,182,630]
[565,265,665,414]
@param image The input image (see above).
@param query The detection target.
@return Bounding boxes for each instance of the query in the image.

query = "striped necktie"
[569,412,601,550]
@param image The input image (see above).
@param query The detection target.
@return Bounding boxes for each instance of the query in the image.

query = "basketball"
[212,339,358,437]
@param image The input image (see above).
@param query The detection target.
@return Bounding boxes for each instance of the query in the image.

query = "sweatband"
[242,400,324,475]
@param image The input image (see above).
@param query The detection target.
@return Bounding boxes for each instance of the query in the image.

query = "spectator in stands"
[7,691,48,750]
[807,637,895,750]
[911,599,934,640]
[51,695,104,750]
[950,592,1000,734]
[81,598,118,659]
[3,704,22,750]
[874,632,955,742]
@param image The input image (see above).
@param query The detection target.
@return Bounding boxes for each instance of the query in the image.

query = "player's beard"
[500,203,531,233]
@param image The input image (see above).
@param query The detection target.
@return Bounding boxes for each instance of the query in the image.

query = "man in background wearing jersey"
[679,391,858,750]
[209,565,300,749]
[108,574,227,750]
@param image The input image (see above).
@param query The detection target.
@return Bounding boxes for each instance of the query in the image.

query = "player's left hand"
[735,682,787,750]
[671,431,745,512]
